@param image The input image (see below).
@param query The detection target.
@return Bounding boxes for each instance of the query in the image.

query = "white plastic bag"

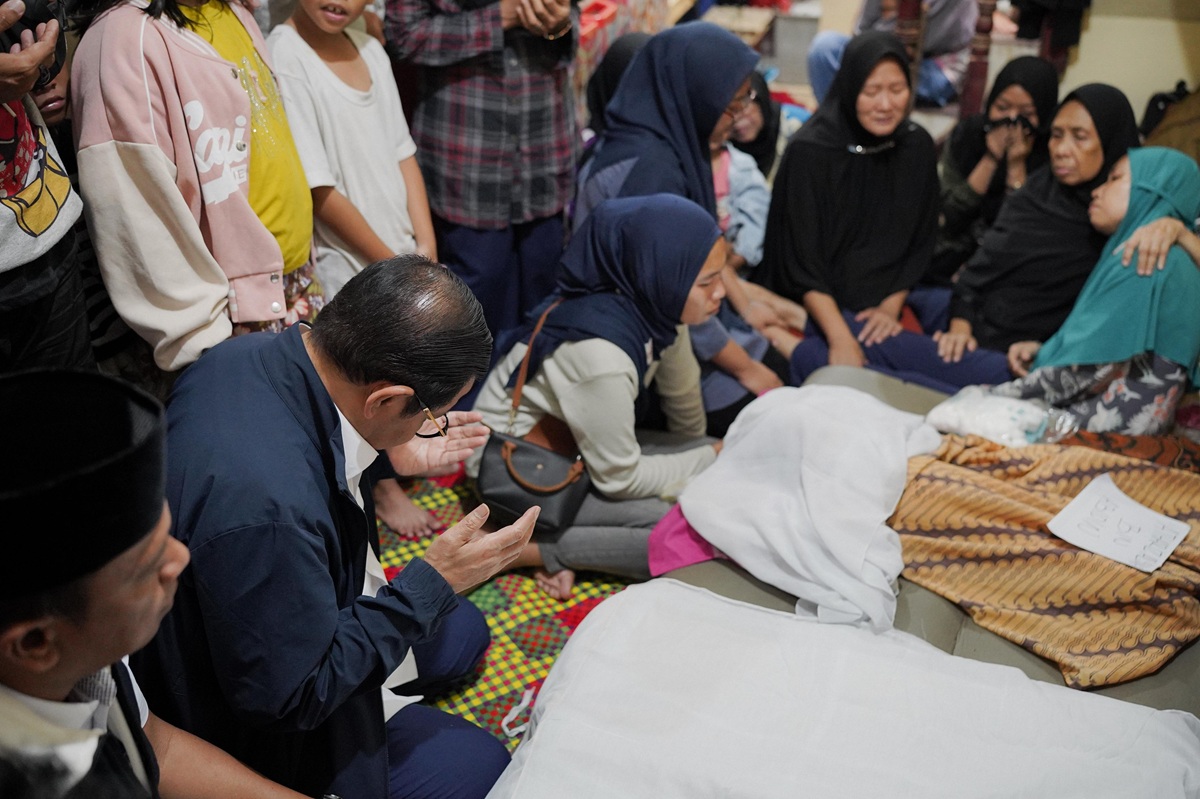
[925,386,1079,447]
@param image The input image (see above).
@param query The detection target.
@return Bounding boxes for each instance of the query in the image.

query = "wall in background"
[802,0,1199,127]
[1061,4,1200,125]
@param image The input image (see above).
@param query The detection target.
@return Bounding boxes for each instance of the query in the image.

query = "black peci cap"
[0,370,166,598]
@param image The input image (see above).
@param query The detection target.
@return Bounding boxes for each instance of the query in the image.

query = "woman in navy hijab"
[574,21,761,228]
[468,195,726,599]
[580,31,653,166]
[574,22,802,435]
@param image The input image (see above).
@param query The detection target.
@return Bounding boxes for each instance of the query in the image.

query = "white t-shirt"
[269,25,419,296]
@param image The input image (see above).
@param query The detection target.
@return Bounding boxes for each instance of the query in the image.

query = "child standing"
[268,0,436,299]
[269,1,440,536]
[73,0,323,401]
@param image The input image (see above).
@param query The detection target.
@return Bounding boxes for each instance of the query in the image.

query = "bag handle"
[507,298,564,432]
[501,440,585,493]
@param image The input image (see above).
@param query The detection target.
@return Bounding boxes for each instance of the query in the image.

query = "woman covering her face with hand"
[829,86,1200,400]
[936,84,1142,366]
[468,195,726,599]
[929,55,1059,285]
[822,83,1150,396]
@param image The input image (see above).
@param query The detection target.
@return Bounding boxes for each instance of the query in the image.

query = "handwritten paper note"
[1048,473,1190,572]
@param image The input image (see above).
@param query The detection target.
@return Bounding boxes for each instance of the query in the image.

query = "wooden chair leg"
[959,0,997,119]
[896,0,925,113]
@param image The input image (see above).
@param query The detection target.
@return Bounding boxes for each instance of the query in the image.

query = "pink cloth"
[73,2,289,340]
[712,147,732,233]
[647,504,722,576]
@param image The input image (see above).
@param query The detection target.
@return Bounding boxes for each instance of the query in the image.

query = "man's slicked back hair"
[310,255,492,413]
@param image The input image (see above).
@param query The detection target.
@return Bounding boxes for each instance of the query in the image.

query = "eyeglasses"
[724,88,757,118]
[413,392,449,439]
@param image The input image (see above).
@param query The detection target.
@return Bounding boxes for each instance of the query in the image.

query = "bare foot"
[533,568,576,601]
[373,479,437,537]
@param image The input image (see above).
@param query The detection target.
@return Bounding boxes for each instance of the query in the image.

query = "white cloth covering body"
[489,579,1200,798]
[680,386,941,630]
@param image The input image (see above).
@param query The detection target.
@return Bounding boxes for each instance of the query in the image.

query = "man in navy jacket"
[133,256,539,799]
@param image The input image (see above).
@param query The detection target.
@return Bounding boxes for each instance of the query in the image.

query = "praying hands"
[387,410,491,477]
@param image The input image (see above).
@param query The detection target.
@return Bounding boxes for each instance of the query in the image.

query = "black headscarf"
[500,195,722,391]
[730,70,781,178]
[797,30,923,153]
[585,32,652,137]
[950,83,1141,351]
[582,21,760,218]
[947,56,1059,225]
[1060,83,1143,199]
[755,31,939,311]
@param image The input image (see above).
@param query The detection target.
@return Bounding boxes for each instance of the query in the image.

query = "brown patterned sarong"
[1060,431,1200,474]
[890,434,1200,689]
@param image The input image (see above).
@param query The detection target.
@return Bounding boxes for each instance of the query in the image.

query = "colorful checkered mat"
[379,471,628,749]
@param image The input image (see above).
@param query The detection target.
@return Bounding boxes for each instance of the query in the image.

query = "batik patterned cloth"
[1062,429,1200,473]
[891,434,1200,689]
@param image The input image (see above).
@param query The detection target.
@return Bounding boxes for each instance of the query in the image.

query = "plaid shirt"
[386,0,578,229]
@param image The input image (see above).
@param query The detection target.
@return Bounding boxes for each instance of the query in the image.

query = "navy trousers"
[789,310,1012,394]
[0,231,95,372]
[385,598,511,799]
[434,214,565,338]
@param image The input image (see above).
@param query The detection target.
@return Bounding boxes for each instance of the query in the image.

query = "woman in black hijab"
[816,83,1148,395]
[929,56,1060,285]
[756,31,939,381]
[580,32,653,166]
[936,83,1142,364]
[728,69,799,187]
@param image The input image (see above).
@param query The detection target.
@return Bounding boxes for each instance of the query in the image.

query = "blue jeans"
[807,31,957,107]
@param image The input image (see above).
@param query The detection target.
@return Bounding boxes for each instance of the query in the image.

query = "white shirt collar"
[0,677,107,734]
[0,671,113,791]
[332,410,424,716]
[336,407,379,509]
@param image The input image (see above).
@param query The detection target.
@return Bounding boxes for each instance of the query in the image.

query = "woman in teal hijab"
[991,147,1200,434]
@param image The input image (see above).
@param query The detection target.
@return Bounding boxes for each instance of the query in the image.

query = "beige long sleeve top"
[467,330,715,501]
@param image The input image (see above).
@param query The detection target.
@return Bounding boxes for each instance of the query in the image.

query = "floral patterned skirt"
[990,352,1189,436]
